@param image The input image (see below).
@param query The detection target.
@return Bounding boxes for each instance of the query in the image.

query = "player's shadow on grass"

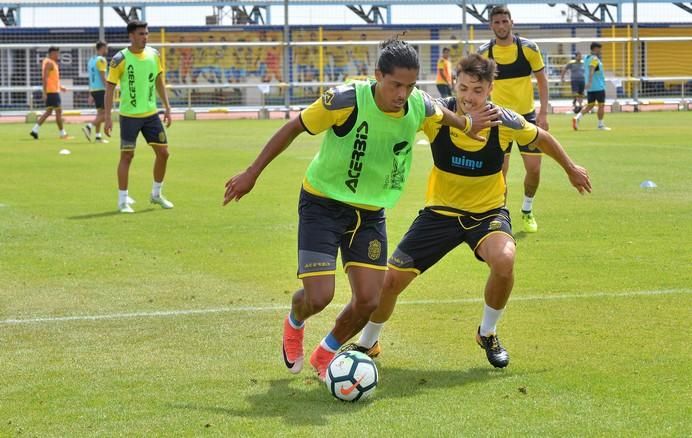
[170,366,515,426]
[67,208,156,220]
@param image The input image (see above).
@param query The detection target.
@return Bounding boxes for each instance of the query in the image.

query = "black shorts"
[571,79,585,95]
[91,90,105,109]
[436,84,452,98]
[389,207,513,275]
[587,90,606,104]
[45,93,61,109]
[297,189,387,278]
[119,113,168,150]
[505,111,541,155]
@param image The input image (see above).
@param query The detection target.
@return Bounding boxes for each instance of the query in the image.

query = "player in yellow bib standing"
[478,6,550,233]
[30,46,72,140]
[104,20,173,214]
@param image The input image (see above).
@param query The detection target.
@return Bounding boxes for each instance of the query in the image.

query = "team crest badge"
[158,132,167,143]
[368,240,382,260]
[488,220,502,231]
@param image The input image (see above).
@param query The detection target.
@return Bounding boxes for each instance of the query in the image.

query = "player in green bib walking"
[223,39,502,382]
[104,20,173,214]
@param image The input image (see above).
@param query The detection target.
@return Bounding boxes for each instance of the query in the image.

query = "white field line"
[1,288,690,325]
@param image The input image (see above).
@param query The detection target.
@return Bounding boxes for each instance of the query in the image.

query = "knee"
[525,159,541,177]
[488,247,515,279]
[304,289,334,314]
[120,153,134,165]
[157,148,170,160]
[353,292,381,315]
[382,271,409,298]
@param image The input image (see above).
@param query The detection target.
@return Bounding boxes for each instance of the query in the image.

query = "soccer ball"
[326,351,378,402]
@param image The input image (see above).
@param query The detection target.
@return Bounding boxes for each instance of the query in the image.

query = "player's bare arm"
[439,104,502,142]
[585,65,596,91]
[535,68,550,131]
[42,63,50,99]
[223,117,306,205]
[155,73,171,127]
[103,81,116,137]
[533,129,591,194]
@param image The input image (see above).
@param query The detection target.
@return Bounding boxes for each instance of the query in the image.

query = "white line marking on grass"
[2,288,690,325]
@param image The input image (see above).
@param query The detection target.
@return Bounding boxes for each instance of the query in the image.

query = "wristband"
[462,114,473,134]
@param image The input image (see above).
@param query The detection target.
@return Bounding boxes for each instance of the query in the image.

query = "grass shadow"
[169,365,521,426]
[67,208,156,220]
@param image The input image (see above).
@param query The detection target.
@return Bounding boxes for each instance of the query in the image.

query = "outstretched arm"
[533,129,591,194]
[223,117,306,204]
[439,104,502,142]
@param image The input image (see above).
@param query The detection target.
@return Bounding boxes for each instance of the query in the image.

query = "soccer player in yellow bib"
[351,54,591,368]
[30,46,72,140]
[223,39,502,382]
[478,6,550,233]
[104,20,173,214]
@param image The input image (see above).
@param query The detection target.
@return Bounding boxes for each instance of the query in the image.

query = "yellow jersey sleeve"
[496,107,539,147]
[96,57,107,72]
[590,57,599,68]
[107,52,125,84]
[523,42,545,72]
[299,84,356,135]
[420,94,444,134]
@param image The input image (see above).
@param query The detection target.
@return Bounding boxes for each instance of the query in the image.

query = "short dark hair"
[590,42,602,50]
[377,38,419,75]
[96,41,107,50]
[457,53,497,83]
[127,20,148,34]
[442,48,450,54]
[490,6,512,20]
[48,46,59,53]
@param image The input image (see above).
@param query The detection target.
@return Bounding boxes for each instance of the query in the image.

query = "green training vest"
[305,82,426,208]
[119,48,159,116]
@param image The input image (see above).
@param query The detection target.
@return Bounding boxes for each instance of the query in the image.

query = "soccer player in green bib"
[352,54,591,369]
[223,39,502,382]
[104,20,173,214]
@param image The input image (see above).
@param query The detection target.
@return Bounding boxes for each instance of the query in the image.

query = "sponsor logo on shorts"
[303,262,331,269]
[158,131,166,143]
[489,220,502,231]
[368,240,382,260]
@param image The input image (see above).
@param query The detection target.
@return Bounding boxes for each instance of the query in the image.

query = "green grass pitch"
[1,112,691,436]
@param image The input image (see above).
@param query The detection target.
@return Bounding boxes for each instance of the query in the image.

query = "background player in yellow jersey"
[223,39,501,382]
[436,47,454,98]
[30,46,72,140]
[104,20,173,214]
[351,54,591,368]
[478,6,549,233]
